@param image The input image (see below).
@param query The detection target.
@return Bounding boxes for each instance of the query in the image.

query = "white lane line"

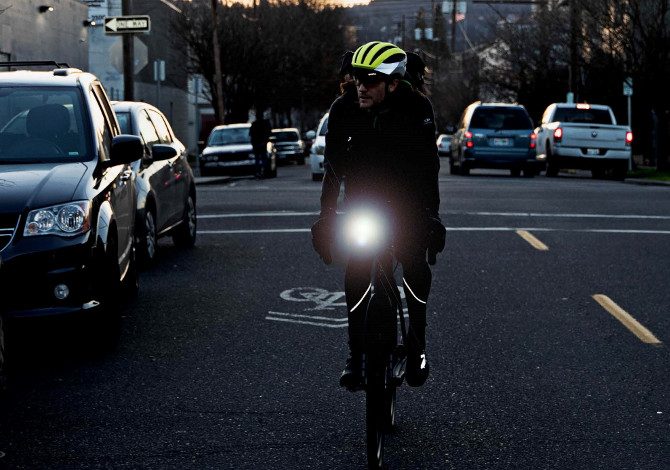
[200,210,670,220]
[199,229,311,234]
[268,311,347,322]
[516,230,549,251]
[449,211,670,220]
[200,211,318,219]
[592,294,662,345]
[265,316,348,328]
[197,227,670,235]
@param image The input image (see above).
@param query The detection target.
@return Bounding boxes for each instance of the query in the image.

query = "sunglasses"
[354,73,387,87]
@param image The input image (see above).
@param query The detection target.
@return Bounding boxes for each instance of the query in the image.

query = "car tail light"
[625,131,633,145]
[529,132,537,149]
[465,131,474,148]
[553,127,563,143]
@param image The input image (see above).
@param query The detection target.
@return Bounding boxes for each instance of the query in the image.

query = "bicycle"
[338,208,408,469]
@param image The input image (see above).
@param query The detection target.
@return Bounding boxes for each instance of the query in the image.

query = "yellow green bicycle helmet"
[351,41,407,79]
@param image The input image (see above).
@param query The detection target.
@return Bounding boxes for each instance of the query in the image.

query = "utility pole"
[450,0,457,54]
[122,0,134,101]
[568,0,580,101]
[211,0,225,125]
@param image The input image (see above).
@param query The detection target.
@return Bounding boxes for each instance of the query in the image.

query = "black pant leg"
[344,256,373,353]
[397,246,432,349]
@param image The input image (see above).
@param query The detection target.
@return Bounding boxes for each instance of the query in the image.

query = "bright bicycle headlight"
[345,211,384,248]
[24,201,91,237]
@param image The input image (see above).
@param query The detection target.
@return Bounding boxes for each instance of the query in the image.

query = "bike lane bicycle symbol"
[266,287,406,329]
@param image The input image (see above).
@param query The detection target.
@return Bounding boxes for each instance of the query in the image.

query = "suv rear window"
[470,107,533,130]
[0,86,90,162]
[553,108,613,124]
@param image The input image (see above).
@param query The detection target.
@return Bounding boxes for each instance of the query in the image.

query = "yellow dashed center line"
[592,294,662,345]
[516,230,549,251]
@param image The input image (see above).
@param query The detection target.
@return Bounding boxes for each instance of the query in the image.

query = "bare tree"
[174,0,347,127]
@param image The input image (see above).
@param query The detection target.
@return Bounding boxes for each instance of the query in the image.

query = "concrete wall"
[0,0,89,69]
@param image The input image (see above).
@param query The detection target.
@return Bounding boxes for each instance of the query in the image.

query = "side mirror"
[109,134,143,166]
[151,143,178,161]
[305,130,316,140]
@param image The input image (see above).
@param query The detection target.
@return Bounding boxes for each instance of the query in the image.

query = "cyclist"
[312,41,445,388]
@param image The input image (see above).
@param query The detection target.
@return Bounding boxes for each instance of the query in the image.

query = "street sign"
[104,16,151,34]
[623,77,633,96]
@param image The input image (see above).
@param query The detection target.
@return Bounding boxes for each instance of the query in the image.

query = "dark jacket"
[249,118,272,151]
[320,81,440,222]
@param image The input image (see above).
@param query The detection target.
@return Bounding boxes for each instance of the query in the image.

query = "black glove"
[311,216,336,265]
[425,215,446,266]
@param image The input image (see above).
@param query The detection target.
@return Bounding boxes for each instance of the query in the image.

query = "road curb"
[194,176,234,186]
[625,178,670,187]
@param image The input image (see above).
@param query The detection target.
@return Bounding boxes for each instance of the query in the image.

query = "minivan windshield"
[208,127,251,146]
[470,107,533,130]
[553,108,613,125]
[0,86,90,163]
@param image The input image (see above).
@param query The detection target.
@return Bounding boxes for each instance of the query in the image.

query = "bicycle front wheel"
[366,373,385,470]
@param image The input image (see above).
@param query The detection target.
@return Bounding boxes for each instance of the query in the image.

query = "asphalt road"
[1,163,669,469]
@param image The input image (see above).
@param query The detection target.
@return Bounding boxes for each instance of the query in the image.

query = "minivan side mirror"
[305,130,316,140]
[151,143,178,161]
[108,134,143,166]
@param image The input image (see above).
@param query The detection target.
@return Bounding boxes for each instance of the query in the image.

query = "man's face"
[356,78,387,109]
[356,77,398,109]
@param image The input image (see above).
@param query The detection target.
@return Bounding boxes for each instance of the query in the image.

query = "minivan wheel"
[173,194,197,248]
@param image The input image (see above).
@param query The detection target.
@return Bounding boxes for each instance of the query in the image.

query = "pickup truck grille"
[0,214,18,252]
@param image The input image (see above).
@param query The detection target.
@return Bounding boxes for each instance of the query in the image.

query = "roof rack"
[0,61,72,69]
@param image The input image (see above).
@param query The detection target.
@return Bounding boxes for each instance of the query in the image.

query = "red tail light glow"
[529,132,537,149]
[553,127,563,143]
[625,131,633,145]
[464,131,474,148]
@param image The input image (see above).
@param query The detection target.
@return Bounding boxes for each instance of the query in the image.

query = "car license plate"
[587,148,600,155]
[493,138,510,146]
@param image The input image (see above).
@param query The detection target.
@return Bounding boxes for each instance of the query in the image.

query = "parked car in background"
[0,61,142,323]
[436,134,453,158]
[309,113,329,181]
[200,123,276,178]
[112,101,197,265]
[535,103,632,180]
[450,102,541,177]
[271,128,305,165]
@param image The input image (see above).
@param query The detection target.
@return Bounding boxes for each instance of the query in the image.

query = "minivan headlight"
[24,201,91,237]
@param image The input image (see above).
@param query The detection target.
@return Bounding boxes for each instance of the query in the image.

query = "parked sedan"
[112,101,197,265]
[271,128,305,165]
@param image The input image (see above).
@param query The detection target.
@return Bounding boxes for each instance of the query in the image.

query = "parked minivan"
[450,102,542,177]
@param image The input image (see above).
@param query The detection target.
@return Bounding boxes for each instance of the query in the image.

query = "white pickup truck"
[535,103,633,180]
